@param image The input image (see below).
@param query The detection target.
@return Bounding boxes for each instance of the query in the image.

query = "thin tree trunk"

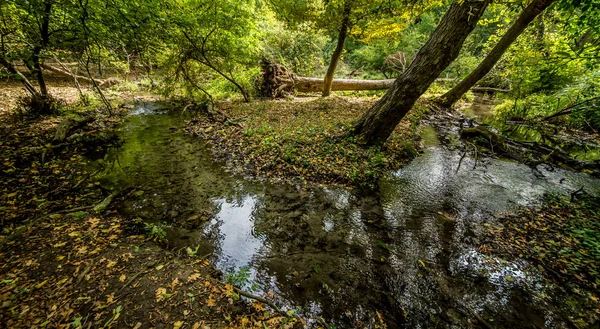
[41,62,104,85]
[438,0,554,107]
[352,0,492,145]
[50,57,86,103]
[182,30,250,102]
[82,55,113,116]
[322,0,352,97]
[30,0,52,97]
[0,57,41,97]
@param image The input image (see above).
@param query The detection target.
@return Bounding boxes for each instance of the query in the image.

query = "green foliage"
[261,22,328,76]
[226,267,259,293]
[144,222,167,242]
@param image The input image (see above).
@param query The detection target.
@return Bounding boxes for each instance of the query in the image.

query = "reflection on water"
[95,103,600,328]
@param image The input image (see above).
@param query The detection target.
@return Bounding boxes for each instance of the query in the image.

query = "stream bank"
[0,97,296,329]
[94,101,599,328]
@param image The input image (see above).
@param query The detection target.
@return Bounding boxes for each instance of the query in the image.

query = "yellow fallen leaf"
[119,274,126,282]
[155,287,169,302]
[173,321,184,329]
[206,295,216,307]
[188,273,201,282]
[53,242,67,248]
[170,278,180,291]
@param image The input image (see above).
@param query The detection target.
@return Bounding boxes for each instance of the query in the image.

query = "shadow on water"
[92,102,600,328]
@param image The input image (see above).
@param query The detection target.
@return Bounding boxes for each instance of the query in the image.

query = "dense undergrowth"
[186,96,427,187]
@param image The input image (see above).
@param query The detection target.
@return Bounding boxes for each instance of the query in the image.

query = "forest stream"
[90,102,600,328]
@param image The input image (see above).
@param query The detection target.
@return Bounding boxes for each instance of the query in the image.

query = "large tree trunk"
[438,0,554,107]
[322,0,352,97]
[352,0,491,145]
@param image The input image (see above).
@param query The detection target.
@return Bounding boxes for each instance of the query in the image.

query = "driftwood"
[41,63,120,87]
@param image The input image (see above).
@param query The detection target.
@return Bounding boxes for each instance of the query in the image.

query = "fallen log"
[260,60,508,97]
[294,76,395,93]
[41,63,120,87]
[471,86,510,93]
[53,116,95,143]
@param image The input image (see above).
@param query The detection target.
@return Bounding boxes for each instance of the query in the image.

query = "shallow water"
[94,102,600,328]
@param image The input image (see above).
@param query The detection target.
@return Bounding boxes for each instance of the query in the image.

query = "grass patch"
[186,96,426,187]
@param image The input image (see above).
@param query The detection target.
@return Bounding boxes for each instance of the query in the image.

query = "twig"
[118,260,159,294]
[77,259,96,284]
[456,151,467,173]
[570,186,585,203]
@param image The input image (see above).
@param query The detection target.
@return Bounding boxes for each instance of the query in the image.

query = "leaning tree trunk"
[352,0,491,145]
[322,0,352,97]
[437,0,554,107]
[0,57,41,97]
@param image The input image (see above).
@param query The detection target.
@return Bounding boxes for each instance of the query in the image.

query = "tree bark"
[322,0,352,97]
[352,0,492,145]
[30,0,52,97]
[438,0,554,107]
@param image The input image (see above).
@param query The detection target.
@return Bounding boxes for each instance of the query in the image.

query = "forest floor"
[478,195,600,326]
[2,76,600,328]
[0,79,300,329]
[185,96,425,188]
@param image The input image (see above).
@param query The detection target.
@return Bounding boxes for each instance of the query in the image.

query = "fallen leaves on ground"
[479,195,600,325]
[186,96,426,188]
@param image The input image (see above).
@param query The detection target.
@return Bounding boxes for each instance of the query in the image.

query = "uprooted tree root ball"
[185,97,427,187]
